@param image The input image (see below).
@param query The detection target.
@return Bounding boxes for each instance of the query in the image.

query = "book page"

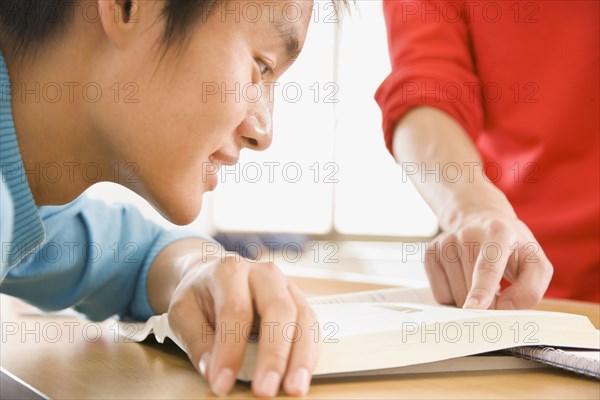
[308,286,437,306]
[309,302,600,343]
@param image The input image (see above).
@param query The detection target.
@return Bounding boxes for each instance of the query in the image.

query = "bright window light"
[333,1,438,236]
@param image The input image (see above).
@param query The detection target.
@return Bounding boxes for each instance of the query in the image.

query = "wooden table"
[1,276,599,399]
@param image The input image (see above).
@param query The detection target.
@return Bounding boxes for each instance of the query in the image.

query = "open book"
[123,287,600,380]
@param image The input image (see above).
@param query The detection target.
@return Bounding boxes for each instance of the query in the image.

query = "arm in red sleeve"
[375,0,484,154]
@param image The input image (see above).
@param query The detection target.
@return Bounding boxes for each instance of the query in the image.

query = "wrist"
[147,238,221,314]
[439,183,517,231]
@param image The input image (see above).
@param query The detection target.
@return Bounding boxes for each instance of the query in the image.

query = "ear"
[98,0,141,48]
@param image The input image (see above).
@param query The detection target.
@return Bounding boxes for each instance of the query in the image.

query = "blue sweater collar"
[0,53,45,267]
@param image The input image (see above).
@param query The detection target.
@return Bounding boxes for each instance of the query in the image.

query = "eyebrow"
[273,20,301,64]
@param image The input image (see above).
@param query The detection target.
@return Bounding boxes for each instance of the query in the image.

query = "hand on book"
[166,255,319,397]
[424,212,554,310]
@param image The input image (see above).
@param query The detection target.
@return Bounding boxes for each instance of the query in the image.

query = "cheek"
[139,68,250,161]
[90,43,251,223]
[174,66,250,139]
[87,83,209,218]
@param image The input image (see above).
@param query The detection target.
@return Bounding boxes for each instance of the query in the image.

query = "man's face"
[90,0,313,224]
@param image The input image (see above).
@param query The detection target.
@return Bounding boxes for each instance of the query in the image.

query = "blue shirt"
[0,54,207,321]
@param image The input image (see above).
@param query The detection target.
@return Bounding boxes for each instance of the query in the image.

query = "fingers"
[207,260,254,396]
[248,263,298,397]
[441,239,470,307]
[282,283,320,397]
[464,240,511,309]
[426,218,551,311]
[172,258,319,398]
[496,244,553,309]
[425,233,475,307]
[167,290,214,379]
[424,233,454,305]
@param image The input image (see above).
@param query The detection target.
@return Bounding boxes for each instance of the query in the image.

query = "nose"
[236,92,273,152]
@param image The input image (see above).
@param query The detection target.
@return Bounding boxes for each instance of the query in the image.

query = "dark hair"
[0,0,216,57]
[0,0,350,58]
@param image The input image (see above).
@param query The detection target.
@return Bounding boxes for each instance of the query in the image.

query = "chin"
[155,192,204,226]
[134,176,206,226]
[165,202,202,226]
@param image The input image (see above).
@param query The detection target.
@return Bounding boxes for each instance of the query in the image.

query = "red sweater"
[375,0,599,302]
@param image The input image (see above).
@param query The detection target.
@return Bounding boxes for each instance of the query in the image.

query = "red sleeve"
[374,0,484,155]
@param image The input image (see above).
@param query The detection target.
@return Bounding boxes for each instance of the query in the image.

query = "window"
[210,1,438,238]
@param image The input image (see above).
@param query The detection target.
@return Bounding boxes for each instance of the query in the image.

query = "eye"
[256,59,272,77]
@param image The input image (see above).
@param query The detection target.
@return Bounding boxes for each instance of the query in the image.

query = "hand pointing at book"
[424,210,554,310]
[392,107,554,311]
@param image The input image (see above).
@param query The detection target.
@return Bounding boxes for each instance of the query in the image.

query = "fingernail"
[255,370,281,398]
[463,296,480,309]
[211,368,235,397]
[199,352,210,380]
[287,368,310,396]
[498,299,515,310]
